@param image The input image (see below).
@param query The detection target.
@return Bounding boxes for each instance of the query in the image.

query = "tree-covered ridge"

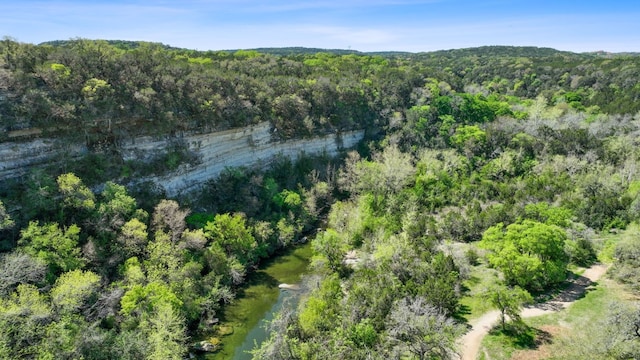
[0,38,417,142]
[2,38,640,145]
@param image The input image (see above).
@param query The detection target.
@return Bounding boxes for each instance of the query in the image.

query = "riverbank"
[198,242,313,360]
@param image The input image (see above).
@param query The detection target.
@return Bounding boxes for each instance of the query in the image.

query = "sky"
[1,0,639,53]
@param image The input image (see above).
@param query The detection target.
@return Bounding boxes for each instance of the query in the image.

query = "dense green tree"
[96,182,138,232]
[204,213,258,266]
[0,284,52,358]
[298,274,343,336]
[480,220,568,291]
[118,218,149,258]
[36,314,90,359]
[57,173,96,212]
[145,230,183,283]
[50,269,101,313]
[119,281,182,320]
[312,228,349,275]
[18,221,84,279]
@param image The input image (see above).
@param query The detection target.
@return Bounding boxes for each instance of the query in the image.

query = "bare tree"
[0,252,47,295]
[387,296,464,360]
[151,199,189,243]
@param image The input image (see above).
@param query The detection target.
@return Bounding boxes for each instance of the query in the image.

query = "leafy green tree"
[57,173,96,212]
[486,283,533,330]
[118,218,149,258]
[145,230,183,283]
[204,213,258,266]
[450,124,486,159]
[141,303,188,360]
[18,221,84,280]
[298,274,343,336]
[523,202,573,227]
[0,284,52,358]
[82,77,116,131]
[51,269,101,313]
[348,318,378,348]
[120,281,182,320]
[480,220,568,291]
[37,314,89,360]
[0,200,14,231]
[312,228,348,275]
[122,256,146,287]
[97,182,137,232]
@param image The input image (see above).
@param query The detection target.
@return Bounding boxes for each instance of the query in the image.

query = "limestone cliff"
[1,123,364,196]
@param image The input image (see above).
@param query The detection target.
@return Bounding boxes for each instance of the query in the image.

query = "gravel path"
[458,264,608,360]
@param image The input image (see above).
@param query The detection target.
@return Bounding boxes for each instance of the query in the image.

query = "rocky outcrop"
[278,283,301,291]
[139,123,364,196]
[0,122,365,196]
[0,138,85,179]
[191,340,219,353]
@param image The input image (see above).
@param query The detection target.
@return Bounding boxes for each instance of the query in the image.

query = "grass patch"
[527,279,612,329]
[458,260,502,322]
[595,231,619,263]
[483,322,550,360]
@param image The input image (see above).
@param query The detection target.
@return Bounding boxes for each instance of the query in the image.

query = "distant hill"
[415,45,587,59]
[235,47,362,56]
[39,39,183,51]
[37,40,639,59]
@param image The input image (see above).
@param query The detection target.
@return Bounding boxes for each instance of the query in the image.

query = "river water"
[201,242,313,360]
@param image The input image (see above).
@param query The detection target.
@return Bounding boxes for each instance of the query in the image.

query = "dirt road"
[458,264,608,360]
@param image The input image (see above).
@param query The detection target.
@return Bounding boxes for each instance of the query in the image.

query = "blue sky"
[1,0,639,53]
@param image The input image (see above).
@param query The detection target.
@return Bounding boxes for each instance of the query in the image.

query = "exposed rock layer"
[1,123,365,196]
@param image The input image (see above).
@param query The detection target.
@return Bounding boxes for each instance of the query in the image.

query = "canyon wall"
[1,122,365,196]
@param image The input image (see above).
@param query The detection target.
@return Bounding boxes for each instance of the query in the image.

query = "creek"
[200,242,313,360]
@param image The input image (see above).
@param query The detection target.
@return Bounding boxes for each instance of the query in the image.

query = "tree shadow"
[530,273,599,312]
[453,304,472,323]
[489,322,552,350]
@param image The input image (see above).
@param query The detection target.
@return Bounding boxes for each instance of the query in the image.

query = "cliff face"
[1,123,365,196]
[129,122,365,196]
[0,137,85,179]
